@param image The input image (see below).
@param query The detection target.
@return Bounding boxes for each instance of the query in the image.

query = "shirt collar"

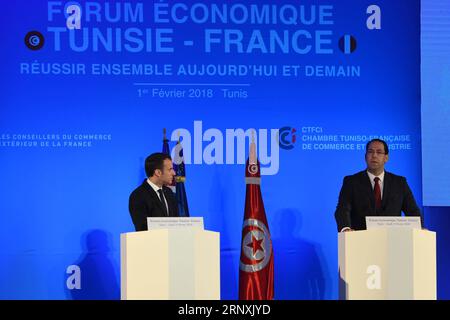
[147,178,163,193]
[366,170,385,183]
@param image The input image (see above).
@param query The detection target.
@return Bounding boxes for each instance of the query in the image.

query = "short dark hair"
[366,139,389,155]
[145,153,172,177]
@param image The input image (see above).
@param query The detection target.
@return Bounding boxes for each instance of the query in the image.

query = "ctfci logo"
[279,126,297,150]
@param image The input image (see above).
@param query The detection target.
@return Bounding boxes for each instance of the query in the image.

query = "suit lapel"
[360,171,375,211]
[381,171,390,209]
[163,186,172,217]
[163,187,176,217]
[143,181,167,214]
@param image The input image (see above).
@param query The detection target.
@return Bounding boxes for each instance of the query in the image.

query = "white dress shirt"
[147,179,169,215]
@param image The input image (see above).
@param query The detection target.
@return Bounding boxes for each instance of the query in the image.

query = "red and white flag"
[238,135,274,300]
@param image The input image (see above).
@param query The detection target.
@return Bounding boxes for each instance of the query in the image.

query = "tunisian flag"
[238,138,274,300]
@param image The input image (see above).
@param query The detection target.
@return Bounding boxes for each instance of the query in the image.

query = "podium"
[120,228,220,300]
[338,228,436,300]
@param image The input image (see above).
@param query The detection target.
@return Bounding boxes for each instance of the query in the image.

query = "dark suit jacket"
[334,170,422,231]
[129,180,179,231]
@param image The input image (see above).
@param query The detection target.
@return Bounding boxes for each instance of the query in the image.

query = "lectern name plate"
[147,217,204,230]
[366,216,421,229]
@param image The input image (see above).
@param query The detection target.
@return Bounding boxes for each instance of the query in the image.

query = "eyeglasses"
[366,150,386,156]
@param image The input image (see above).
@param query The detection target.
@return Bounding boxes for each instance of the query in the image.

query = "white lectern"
[121,228,220,300]
[338,228,436,300]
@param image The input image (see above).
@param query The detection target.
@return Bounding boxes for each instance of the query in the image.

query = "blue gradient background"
[1,0,447,300]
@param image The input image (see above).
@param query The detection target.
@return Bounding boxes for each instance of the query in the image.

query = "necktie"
[374,177,382,211]
[157,189,168,216]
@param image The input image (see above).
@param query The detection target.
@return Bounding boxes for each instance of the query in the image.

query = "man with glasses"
[334,139,422,231]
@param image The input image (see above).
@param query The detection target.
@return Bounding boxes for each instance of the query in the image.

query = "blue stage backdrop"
[0,1,422,299]
[421,0,450,299]
[421,0,450,206]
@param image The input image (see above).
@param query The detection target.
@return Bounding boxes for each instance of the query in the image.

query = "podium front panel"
[121,230,169,299]
[338,229,436,300]
[121,229,220,300]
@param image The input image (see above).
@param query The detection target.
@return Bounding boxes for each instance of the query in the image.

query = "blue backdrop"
[421,0,450,300]
[421,0,450,206]
[1,0,443,300]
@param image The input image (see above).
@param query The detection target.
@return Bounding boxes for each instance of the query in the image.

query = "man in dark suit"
[334,139,422,231]
[129,152,179,231]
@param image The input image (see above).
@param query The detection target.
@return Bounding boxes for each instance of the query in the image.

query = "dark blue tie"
[157,189,168,216]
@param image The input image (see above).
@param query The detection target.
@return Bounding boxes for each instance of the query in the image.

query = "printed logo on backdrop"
[0,134,112,149]
[279,126,413,152]
[278,126,297,150]
[301,128,412,152]
[20,2,382,99]
[24,31,45,50]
